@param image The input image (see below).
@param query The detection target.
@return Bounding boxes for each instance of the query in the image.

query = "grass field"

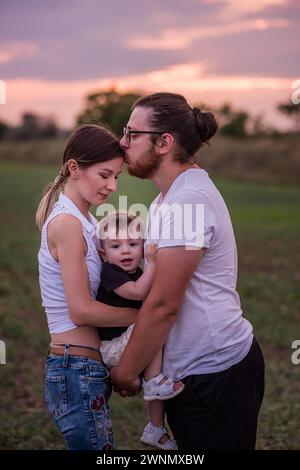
[0,162,299,449]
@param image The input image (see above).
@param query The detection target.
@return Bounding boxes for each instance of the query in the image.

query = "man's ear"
[99,247,107,262]
[156,133,174,154]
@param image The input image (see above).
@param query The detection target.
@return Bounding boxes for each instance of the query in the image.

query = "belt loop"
[62,344,70,367]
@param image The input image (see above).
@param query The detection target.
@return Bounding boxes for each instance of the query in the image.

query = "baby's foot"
[140,422,178,450]
[142,373,185,401]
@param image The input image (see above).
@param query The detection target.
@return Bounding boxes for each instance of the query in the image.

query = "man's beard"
[127,144,163,179]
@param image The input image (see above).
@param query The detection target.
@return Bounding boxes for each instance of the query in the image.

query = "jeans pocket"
[45,375,69,420]
[87,363,110,381]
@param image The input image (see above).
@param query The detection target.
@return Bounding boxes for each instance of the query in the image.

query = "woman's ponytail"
[35,166,68,230]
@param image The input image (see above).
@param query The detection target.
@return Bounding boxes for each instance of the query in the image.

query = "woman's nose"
[107,177,117,192]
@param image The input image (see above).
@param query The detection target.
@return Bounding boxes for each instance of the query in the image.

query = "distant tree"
[0,120,9,140]
[218,104,249,138]
[18,112,40,139]
[218,103,232,119]
[39,116,59,138]
[13,112,59,140]
[277,102,300,132]
[77,88,141,136]
[250,114,271,137]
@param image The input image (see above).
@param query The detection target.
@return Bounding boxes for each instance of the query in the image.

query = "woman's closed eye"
[100,174,118,181]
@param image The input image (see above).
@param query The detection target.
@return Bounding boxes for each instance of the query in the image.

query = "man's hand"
[113,246,204,381]
[110,366,141,397]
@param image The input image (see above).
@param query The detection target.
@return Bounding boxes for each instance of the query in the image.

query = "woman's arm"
[49,214,138,327]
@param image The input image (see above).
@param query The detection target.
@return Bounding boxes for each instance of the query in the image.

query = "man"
[111,92,265,450]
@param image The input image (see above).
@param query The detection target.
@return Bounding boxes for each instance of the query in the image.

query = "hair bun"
[192,107,218,143]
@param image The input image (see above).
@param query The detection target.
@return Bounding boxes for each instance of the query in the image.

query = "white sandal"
[142,373,185,401]
[140,422,177,450]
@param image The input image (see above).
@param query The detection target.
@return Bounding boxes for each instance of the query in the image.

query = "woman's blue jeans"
[45,351,114,450]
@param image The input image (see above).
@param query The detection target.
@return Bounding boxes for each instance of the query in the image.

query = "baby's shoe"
[140,422,177,450]
[142,373,185,401]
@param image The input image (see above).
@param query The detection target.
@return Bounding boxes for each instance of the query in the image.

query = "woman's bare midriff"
[51,325,101,349]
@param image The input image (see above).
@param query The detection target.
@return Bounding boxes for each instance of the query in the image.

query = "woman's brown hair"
[36,124,124,230]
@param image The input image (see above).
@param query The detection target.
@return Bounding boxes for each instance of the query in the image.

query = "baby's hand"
[145,243,158,263]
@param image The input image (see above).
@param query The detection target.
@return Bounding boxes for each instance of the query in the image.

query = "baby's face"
[101,234,143,272]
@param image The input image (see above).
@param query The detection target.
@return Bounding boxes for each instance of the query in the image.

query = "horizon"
[0,0,299,130]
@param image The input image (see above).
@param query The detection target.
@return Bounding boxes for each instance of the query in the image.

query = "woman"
[36,124,137,450]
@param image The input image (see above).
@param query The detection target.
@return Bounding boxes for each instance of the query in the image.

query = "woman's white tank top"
[38,192,102,334]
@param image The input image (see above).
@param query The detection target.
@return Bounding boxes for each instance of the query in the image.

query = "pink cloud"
[1,63,295,130]
[0,42,39,65]
[126,19,289,50]
[204,0,289,18]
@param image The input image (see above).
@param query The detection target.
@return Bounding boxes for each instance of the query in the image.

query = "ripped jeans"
[45,352,114,450]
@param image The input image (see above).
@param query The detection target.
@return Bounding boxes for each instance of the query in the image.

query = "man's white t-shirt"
[145,168,253,379]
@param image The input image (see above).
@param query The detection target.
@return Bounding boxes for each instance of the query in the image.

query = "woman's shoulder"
[48,213,83,243]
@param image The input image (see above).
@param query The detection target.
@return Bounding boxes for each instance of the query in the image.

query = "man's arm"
[112,246,203,389]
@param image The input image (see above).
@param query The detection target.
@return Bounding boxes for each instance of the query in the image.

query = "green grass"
[0,163,299,449]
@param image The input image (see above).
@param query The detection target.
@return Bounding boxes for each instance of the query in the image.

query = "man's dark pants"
[165,337,265,450]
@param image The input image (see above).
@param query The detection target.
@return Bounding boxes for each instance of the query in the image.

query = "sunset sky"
[0,0,299,129]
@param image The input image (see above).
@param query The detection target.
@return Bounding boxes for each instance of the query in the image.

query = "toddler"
[96,211,184,450]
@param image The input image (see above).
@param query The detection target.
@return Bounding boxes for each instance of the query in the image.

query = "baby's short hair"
[97,210,145,244]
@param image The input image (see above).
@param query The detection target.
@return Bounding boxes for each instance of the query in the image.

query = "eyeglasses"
[123,127,163,143]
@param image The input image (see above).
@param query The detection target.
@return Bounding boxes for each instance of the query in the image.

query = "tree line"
[0,88,299,141]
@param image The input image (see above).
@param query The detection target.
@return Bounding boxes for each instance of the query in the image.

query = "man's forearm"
[116,297,177,381]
